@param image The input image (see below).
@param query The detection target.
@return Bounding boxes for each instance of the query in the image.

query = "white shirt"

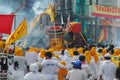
[66,69,87,80]
[12,70,24,80]
[14,56,27,72]
[89,57,98,79]
[25,52,38,66]
[61,55,72,69]
[24,72,46,80]
[71,55,79,63]
[59,55,64,61]
[38,53,44,63]
[41,59,66,75]
[81,62,91,76]
[99,60,116,80]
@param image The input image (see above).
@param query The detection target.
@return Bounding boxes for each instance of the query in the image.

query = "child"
[66,60,87,80]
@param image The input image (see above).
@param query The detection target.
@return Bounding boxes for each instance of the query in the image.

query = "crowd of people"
[0,43,120,80]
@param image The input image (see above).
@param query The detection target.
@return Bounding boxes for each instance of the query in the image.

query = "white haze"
[0,0,58,48]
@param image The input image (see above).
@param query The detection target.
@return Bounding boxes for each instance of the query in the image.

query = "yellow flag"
[44,3,55,22]
[5,19,27,46]
[98,29,104,42]
[30,3,55,28]
[0,41,5,49]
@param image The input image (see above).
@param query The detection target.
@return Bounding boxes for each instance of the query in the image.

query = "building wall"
[99,0,120,6]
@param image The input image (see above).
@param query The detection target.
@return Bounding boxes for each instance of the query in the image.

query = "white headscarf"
[30,63,38,73]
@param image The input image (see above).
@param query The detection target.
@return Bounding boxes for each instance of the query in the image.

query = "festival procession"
[0,0,120,80]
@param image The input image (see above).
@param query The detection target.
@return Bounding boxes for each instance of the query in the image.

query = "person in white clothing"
[99,53,116,80]
[66,60,87,80]
[89,56,98,80]
[9,47,27,80]
[59,49,65,61]
[61,50,72,69]
[71,51,79,63]
[12,61,25,80]
[25,47,38,72]
[25,51,38,66]
[24,63,46,80]
[79,55,91,79]
[41,51,68,80]
[14,55,27,74]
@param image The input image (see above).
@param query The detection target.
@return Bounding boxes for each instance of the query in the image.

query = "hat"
[60,61,66,65]
[36,62,42,71]
[72,60,81,69]
[104,53,111,57]
[30,63,39,72]
[14,46,23,56]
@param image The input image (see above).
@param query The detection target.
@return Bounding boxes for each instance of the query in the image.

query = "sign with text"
[92,4,120,18]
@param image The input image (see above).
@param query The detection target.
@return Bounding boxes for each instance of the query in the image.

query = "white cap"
[104,53,111,57]
[36,62,42,70]
[30,63,38,72]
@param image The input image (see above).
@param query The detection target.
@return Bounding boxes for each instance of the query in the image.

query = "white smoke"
[0,0,59,48]
[32,0,54,15]
[0,5,13,14]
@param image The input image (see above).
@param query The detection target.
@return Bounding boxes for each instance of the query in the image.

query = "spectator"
[25,46,38,72]
[12,61,25,80]
[66,60,87,80]
[71,51,79,63]
[24,63,46,80]
[41,51,67,80]
[79,55,91,79]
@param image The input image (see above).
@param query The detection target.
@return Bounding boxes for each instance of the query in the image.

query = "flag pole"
[13,15,16,55]
[11,2,25,55]
[5,2,25,55]
[53,22,57,49]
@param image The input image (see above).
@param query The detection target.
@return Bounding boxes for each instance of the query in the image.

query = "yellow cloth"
[68,49,74,57]
[55,54,59,59]
[0,41,5,49]
[113,49,120,56]
[84,51,91,64]
[56,44,62,51]
[98,29,104,42]
[102,49,107,56]
[90,48,98,63]
[111,56,119,67]
[44,3,55,22]
[27,46,35,52]
[39,49,45,58]
[77,47,83,54]
[48,48,54,53]
[93,54,99,63]
[58,61,68,80]
[14,46,23,56]
[34,48,39,53]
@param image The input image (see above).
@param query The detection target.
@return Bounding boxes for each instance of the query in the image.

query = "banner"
[92,4,120,18]
[6,19,27,46]
[30,3,55,28]
[0,15,14,34]
[44,3,55,22]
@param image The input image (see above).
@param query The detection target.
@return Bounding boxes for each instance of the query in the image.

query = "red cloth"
[50,26,61,31]
[71,23,81,33]
[0,15,14,34]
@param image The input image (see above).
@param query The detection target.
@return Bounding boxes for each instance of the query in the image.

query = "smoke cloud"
[0,0,59,49]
